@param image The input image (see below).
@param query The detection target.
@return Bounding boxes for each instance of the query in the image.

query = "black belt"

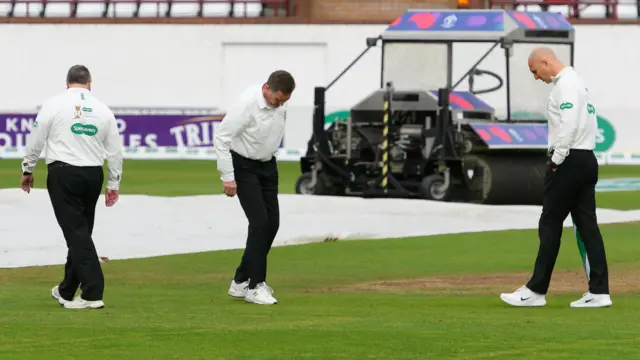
[47,161,72,170]
[548,148,593,157]
[230,150,272,164]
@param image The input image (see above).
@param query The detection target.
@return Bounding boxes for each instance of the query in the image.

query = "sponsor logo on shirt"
[559,102,573,110]
[71,123,98,136]
[74,105,82,119]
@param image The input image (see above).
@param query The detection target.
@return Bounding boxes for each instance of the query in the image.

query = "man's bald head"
[528,47,565,84]
[529,47,558,62]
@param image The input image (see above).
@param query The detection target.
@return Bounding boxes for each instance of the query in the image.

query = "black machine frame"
[379,36,574,122]
[298,22,575,202]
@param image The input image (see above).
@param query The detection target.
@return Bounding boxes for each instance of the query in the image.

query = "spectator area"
[0,0,291,18]
[0,0,636,20]
[488,0,638,20]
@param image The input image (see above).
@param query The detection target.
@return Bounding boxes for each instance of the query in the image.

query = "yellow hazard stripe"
[381,98,390,191]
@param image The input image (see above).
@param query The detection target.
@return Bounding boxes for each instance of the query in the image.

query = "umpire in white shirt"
[20,65,123,310]
[214,70,295,305]
[501,48,611,308]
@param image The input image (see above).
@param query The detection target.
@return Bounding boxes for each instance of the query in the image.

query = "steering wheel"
[468,68,503,95]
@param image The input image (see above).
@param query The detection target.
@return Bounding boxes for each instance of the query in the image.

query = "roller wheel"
[420,174,452,201]
[315,172,345,196]
[461,154,546,205]
[295,173,315,195]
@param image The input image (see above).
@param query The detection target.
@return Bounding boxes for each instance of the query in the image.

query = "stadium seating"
[488,0,639,20]
[0,0,291,18]
[0,0,636,19]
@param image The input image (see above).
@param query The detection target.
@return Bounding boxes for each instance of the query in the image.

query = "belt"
[47,161,72,170]
[230,150,273,164]
[548,148,593,157]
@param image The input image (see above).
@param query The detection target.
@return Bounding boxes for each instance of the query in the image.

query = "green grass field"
[2,159,640,208]
[1,159,640,359]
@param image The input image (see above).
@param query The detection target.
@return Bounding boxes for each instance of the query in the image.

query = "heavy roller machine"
[295,9,576,205]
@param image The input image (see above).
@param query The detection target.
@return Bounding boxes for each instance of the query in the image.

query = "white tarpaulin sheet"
[2,189,640,268]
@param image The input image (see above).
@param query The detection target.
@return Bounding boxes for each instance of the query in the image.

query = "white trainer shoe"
[63,297,105,309]
[51,286,71,306]
[228,280,249,298]
[500,286,546,307]
[244,282,277,305]
[570,292,612,308]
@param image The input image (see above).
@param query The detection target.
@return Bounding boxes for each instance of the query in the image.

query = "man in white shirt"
[215,70,295,305]
[20,65,123,310]
[500,48,611,308]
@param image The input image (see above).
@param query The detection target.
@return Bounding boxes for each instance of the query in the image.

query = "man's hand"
[106,189,119,207]
[223,180,237,197]
[20,174,34,193]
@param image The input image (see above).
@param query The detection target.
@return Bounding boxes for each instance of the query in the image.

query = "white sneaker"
[228,280,249,298]
[500,286,546,307]
[570,292,612,308]
[63,297,105,309]
[244,282,278,305]
[51,286,71,306]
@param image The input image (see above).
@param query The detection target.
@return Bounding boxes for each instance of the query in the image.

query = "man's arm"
[214,102,252,182]
[273,129,284,159]
[21,102,54,174]
[551,87,581,166]
[273,108,287,158]
[103,112,123,191]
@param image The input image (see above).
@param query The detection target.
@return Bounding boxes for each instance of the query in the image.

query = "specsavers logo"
[559,102,573,110]
[71,123,98,136]
[323,110,350,129]
[595,115,615,152]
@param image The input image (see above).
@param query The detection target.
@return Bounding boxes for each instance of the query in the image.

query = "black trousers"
[527,149,609,295]
[231,151,280,289]
[46,161,105,301]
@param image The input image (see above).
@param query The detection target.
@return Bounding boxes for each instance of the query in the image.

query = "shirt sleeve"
[273,108,286,158]
[214,102,252,182]
[21,102,55,174]
[551,85,581,166]
[103,111,123,190]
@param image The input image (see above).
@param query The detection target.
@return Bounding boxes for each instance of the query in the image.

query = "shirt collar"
[66,87,90,93]
[257,88,271,110]
[552,66,572,85]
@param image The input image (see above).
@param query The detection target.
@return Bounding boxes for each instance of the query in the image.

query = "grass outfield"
[1,159,640,209]
[0,159,640,359]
